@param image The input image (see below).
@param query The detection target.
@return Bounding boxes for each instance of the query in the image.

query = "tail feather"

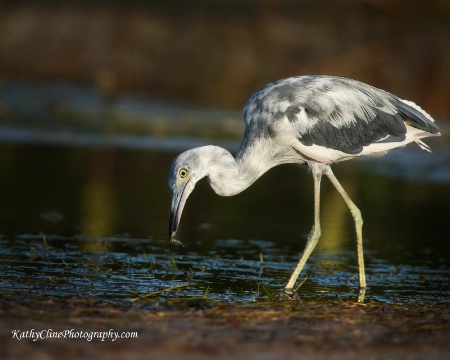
[415,139,432,152]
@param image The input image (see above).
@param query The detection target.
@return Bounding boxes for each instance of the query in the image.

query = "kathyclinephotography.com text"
[11,328,138,342]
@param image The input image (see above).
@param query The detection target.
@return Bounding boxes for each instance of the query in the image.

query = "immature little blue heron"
[168,75,440,296]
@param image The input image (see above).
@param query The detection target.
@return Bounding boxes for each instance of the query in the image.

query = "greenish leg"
[285,172,322,294]
[325,167,366,301]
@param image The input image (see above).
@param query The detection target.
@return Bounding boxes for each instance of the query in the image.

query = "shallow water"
[0,139,449,304]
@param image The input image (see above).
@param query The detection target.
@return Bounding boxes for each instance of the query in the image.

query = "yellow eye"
[179,168,188,178]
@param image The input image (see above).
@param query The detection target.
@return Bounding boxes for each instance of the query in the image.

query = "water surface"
[0,139,448,305]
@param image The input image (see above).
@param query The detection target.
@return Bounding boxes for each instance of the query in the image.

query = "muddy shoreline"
[2,296,449,359]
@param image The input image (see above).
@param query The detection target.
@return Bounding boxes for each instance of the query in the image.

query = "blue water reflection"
[0,140,449,304]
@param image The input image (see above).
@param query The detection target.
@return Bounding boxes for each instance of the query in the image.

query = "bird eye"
[179,168,188,178]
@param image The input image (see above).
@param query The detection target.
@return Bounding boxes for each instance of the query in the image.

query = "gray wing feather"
[244,76,438,154]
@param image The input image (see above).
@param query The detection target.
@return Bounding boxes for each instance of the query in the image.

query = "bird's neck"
[203,146,266,197]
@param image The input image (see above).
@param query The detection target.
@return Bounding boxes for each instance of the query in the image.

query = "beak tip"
[170,234,184,247]
[169,214,181,244]
[168,211,176,240]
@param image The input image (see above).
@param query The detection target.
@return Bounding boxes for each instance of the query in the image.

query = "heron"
[168,75,440,298]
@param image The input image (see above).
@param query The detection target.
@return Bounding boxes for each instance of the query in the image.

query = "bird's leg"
[285,172,322,294]
[324,167,366,301]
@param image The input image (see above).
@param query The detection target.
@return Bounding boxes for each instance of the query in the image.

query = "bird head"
[168,148,207,243]
[168,145,241,243]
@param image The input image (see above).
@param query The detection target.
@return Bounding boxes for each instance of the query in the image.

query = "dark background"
[1,0,449,119]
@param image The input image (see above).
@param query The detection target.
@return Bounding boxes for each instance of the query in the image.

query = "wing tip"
[398,99,440,134]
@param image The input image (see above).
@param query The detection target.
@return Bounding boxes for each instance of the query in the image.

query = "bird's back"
[242,76,440,163]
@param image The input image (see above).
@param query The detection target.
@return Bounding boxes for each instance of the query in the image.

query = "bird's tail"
[415,139,432,152]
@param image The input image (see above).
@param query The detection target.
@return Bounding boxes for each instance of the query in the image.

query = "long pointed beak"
[169,180,192,242]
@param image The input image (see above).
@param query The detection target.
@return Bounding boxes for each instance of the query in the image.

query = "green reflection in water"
[0,143,448,304]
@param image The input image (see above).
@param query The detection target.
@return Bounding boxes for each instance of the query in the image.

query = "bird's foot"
[284,286,294,295]
[357,287,366,303]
